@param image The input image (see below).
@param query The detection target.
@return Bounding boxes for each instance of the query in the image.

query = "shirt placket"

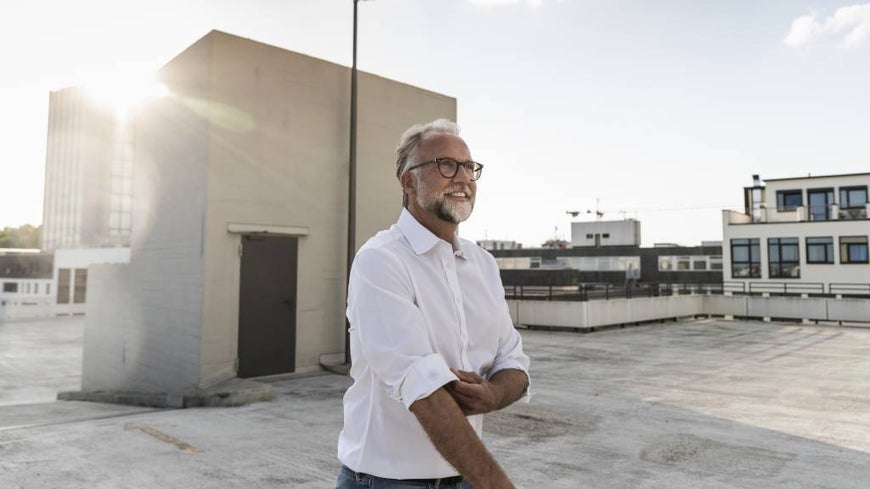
[441,246,470,370]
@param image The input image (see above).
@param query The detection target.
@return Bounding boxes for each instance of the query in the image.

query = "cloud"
[467,0,549,8]
[784,3,870,48]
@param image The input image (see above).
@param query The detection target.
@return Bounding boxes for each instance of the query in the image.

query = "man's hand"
[447,368,529,416]
[447,368,504,415]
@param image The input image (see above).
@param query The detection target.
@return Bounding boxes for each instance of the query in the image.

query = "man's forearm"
[488,368,529,410]
[410,388,515,489]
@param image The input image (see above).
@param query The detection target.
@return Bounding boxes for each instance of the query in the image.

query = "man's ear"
[400,172,416,198]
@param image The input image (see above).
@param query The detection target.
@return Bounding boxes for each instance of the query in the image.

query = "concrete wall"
[197,32,456,381]
[508,295,870,329]
[510,295,705,329]
[81,30,456,394]
[81,34,212,393]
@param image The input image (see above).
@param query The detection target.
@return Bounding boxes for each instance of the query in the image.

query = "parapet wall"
[508,295,870,330]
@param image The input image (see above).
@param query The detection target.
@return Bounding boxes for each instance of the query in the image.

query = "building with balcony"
[722,173,870,295]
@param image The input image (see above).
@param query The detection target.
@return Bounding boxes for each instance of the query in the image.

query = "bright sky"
[2,0,868,247]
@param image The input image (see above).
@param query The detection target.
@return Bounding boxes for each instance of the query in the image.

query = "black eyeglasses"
[403,158,484,181]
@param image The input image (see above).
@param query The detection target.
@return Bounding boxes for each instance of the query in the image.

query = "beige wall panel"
[197,32,456,378]
[355,73,457,250]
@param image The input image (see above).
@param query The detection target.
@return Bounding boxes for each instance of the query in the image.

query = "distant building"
[477,239,522,251]
[52,248,130,317]
[723,173,870,294]
[490,244,722,286]
[571,219,640,247]
[491,218,721,286]
[79,30,456,398]
[0,249,53,321]
[42,88,133,252]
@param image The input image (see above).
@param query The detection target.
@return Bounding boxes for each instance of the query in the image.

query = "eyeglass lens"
[437,159,483,180]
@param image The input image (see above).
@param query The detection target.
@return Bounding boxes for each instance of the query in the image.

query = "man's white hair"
[394,118,460,178]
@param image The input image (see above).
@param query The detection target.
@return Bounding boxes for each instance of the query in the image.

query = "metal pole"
[345,0,359,366]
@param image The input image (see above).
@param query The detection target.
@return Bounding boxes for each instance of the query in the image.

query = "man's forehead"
[418,132,471,158]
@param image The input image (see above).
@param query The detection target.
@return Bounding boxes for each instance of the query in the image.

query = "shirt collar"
[397,208,468,260]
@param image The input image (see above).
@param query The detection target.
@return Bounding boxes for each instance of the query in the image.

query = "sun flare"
[82,71,168,120]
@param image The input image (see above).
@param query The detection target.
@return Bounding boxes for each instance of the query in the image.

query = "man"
[336,119,531,489]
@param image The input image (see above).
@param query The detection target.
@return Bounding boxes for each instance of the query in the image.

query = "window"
[3,282,17,293]
[585,233,593,239]
[808,188,834,221]
[677,257,691,270]
[768,238,800,278]
[806,237,834,264]
[709,256,723,270]
[776,190,803,211]
[57,268,71,304]
[658,256,673,271]
[840,186,868,209]
[692,259,707,270]
[840,236,869,264]
[731,238,760,278]
[74,269,88,303]
[602,233,610,238]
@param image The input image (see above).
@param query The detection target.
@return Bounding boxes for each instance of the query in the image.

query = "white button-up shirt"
[338,209,531,479]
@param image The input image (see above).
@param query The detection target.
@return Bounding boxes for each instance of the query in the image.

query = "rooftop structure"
[78,30,456,398]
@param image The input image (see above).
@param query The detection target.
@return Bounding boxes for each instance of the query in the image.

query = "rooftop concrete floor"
[1,316,869,488]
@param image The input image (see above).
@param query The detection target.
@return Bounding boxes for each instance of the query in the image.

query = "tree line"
[0,224,41,249]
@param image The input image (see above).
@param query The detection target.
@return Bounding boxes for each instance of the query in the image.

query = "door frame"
[227,223,308,378]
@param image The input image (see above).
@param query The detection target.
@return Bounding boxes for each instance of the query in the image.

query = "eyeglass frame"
[400,157,484,181]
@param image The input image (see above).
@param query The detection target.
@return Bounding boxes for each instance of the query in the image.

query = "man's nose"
[452,164,472,183]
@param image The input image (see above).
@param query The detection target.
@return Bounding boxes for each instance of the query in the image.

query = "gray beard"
[419,193,473,224]
[415,176,474,224]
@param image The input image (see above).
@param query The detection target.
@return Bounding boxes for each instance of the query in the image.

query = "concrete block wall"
[79,35,212,394]
[745,295,828,321]
[81,30,457,395]
[827,299,870,322]
[509,295,870,330]
[198,32,457,379]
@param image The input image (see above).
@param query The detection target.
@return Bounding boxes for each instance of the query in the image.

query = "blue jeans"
[336,465,473,489]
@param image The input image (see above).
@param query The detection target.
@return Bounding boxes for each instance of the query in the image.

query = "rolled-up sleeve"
[348,248,458,409]
[483,255,532,401]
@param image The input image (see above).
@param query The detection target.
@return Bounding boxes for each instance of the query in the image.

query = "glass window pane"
[732,247,749,262]
[849,244,868,262]
[732,263,750,277]
[57,268,71,304]
[782,263,800,278]
[74,269,87,304]
[768,243,779,262]
[808,245,826,263]
[782,244,799,262]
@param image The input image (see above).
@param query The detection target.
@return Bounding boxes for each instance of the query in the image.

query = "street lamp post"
[345,0,362,367]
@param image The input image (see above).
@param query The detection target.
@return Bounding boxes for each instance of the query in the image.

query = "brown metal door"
[237,235,297,378]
